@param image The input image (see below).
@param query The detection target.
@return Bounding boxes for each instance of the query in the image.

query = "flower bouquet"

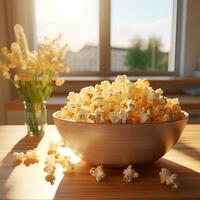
[0,24,69,136]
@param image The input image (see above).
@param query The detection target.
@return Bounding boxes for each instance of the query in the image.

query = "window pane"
[34,0,99,72]
[111,0,174,72]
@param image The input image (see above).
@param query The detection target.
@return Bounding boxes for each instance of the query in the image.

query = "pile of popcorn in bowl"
[56,75,185,124]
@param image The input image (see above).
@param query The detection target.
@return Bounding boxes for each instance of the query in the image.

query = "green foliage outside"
[125,36,168,71]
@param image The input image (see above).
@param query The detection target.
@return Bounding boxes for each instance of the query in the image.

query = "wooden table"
[0,125,199,200]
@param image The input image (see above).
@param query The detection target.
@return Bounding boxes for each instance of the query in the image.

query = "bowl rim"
[53,110,189,126]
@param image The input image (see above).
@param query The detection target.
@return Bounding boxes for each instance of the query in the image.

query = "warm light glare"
[57,146,81,164]
[65,0,81,20]
[35,0,99,51]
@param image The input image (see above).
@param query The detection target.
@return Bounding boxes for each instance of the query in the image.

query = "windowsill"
[60,76,200,83]
[6,77,200,111]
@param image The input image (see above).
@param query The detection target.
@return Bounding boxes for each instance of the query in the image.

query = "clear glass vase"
[23,101,47,136]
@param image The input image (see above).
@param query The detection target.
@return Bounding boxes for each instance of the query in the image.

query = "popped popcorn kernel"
[25,149,39,161]
[24,149,39,165]
[48,141,59,155]
[55,78,64,86]
[44,154,56,176]
[89,165,106,182]
[13,152,25,164]
[57,75,184,124]
[55,154,74,173]
[159,168,178,189]
[90,107,105,123]
[123,165,139,182]
[13,149,39,165]
[44,140,76,184]
[45,174,56,185]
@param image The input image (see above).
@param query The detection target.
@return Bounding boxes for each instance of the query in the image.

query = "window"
[34,0,178,76]
[111,0,174,72]
[34,0,99,72]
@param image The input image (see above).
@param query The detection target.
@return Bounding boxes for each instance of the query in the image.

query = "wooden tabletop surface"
[0,125,199,200]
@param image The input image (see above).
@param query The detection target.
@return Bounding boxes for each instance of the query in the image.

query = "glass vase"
[23,101,47,136]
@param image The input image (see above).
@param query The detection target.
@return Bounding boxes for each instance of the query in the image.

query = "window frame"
[33,0,183,77]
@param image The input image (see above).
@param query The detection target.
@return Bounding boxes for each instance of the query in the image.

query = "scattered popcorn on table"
[48,141,59,155]
[89,165,106,182]
[159,168,178,189]
[25,148,39,162]
[13,149,39,165]
[44,155,56,176]
[123,165,139,182]
[57,155,74,173]
[13,152,25,164]
[55,78,65,86]
[44,141,76,184]
[56,75,185,124]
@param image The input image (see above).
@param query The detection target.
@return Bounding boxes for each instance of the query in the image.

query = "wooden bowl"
[53,111,188,167]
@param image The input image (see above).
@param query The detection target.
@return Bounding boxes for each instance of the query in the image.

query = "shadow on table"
[174,142,200,161]
[54,158,200,200]
[0,134,43,199]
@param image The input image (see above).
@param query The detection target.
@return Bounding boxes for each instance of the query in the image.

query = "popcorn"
[55,78,64,86]
[126,99,135,113]
[161,114,170,122]
[13,148,39,165]
[123,165,139,182]
[48,141,59,155]
[44,154,56,185]
[44,155,56,174]
[90,108,105,123]
[120,109,129,124]
[147,91,159,104]
[25,148,39,162]
[155,88,163,96]
[139,109,151,123]
[115,74,130,83]
[57,155,74,173]
[76,107,90,122]
[13,152,25,163]
[109,111,121,124]
[57,75,184,124]
[44,141,76,184]
[89,165,106,182]
[159,168,178,189]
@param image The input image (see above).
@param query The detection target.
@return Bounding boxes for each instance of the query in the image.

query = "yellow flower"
[56,78,64,86]
[66,66,70,73]
[14,74,20,82]
[42,74,49,83]
[13,24,30,60]
[18,73,32,81]
[53,72,59,79]
[3,71,10,79]
[8,64,16,69]
[0,23,69,97]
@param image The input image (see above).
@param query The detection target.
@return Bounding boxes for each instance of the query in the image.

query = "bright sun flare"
[64,0,81,20]
[57,146,81,164]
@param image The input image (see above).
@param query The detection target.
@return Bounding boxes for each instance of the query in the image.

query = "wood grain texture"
[0,125,199,200]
